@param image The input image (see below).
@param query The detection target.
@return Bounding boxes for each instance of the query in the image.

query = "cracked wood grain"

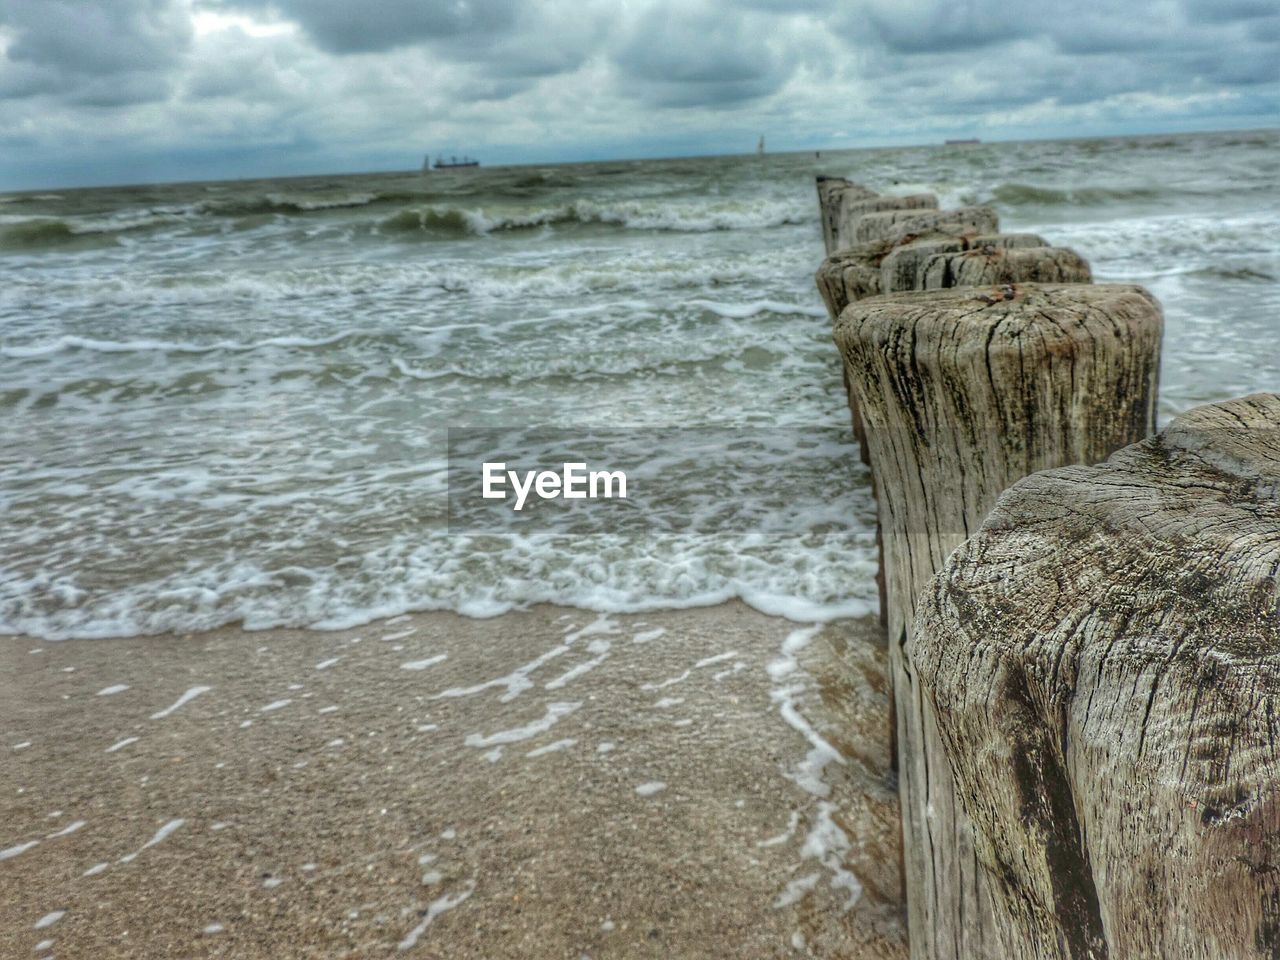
[913,393,1280,960]
[816,176,878,255]
[833,282,1163,960]
[853,206,1000,246]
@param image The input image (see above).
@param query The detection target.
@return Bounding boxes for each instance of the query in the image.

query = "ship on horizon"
[424,154,480,171]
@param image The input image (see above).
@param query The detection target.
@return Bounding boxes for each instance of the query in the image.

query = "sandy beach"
[1,603,904,959]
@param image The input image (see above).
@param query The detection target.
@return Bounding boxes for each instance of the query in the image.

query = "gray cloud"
[0,0,1276,188]
[1181,0,1277,22]
[609,2,795,107]
[0,0,191,105]
[0,0,191,74]
[229,0,518,54]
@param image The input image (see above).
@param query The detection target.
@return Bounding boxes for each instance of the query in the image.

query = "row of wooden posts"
[814,176,1280,960]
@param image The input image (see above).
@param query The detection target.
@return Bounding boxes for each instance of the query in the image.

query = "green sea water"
[2,129,1277,637]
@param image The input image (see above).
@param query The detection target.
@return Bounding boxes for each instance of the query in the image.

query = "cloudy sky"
[1,0,1277,189]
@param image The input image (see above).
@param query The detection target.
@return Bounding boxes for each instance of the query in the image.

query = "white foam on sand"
[434,643,569,703]
[765,625,863,912]
[47,820,86,839]
[150,686,211,720]
[203,923,224,935]
[96,684,130,696]
[773,872,820,908]
[463,702,581,749]
[635,781,666,797]
[315,657,341,670]
[400,655,447,671]
[632,627,666,644]
[0,840,39,861]
[641,669,690,691]
[544,639,610,690]
[526,738,577,758]
[34,911,65,930]
[758,810,801,848]
[713,661,747,681]
[768,626,844,797]
[260,699,291,713]
[397,881,475,951]
[119,818,185,863]
[105,736,139,753]
[799,801,862,910]
[440,615,621,703]
[695,651,737,668]
[82,862,108,876]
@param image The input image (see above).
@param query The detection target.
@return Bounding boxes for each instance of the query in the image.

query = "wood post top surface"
[920,391,1280,669]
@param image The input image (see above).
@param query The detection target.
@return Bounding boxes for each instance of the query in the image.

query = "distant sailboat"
[757,135,765,156]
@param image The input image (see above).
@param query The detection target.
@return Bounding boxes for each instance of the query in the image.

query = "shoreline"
[2,601,905,958]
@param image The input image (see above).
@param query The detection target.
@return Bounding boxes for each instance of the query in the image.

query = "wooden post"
[912,393,1280,960]
[853,206,999,245]
[816,242,895,321]
[880,234,1050,292]
[919,245,1091,289]
[836,194,938,252]
[817,233,1079,323]
[817,237,1093,475]
[833,282,1164,960]
[816,177,880,254]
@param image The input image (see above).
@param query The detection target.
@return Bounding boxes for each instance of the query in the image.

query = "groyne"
[816,175,1280,958]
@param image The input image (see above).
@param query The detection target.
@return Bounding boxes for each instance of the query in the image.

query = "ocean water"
[2,129,1277,639]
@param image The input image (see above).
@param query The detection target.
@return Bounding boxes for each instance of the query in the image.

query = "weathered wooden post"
[814,176,943,254]
[816,236,1095,483]
[852,206,998,245]
[816,176,877,254]
[833,282,1164,959]
[912,393,1280,960]
[816,233,1088,323]
[879,233,1048,292]
[837,194,938,251]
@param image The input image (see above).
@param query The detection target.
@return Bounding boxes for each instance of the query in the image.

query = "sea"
[2,129,1278,639]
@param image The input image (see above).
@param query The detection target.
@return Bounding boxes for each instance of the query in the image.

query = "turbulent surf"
[2,129,1277,638]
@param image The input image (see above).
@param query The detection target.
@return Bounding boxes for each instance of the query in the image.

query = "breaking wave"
[375,199,810,238]
[0,217,119,251]
[991,182,1168,206]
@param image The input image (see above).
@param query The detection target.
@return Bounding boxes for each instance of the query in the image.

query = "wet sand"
[1,602,904,959]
